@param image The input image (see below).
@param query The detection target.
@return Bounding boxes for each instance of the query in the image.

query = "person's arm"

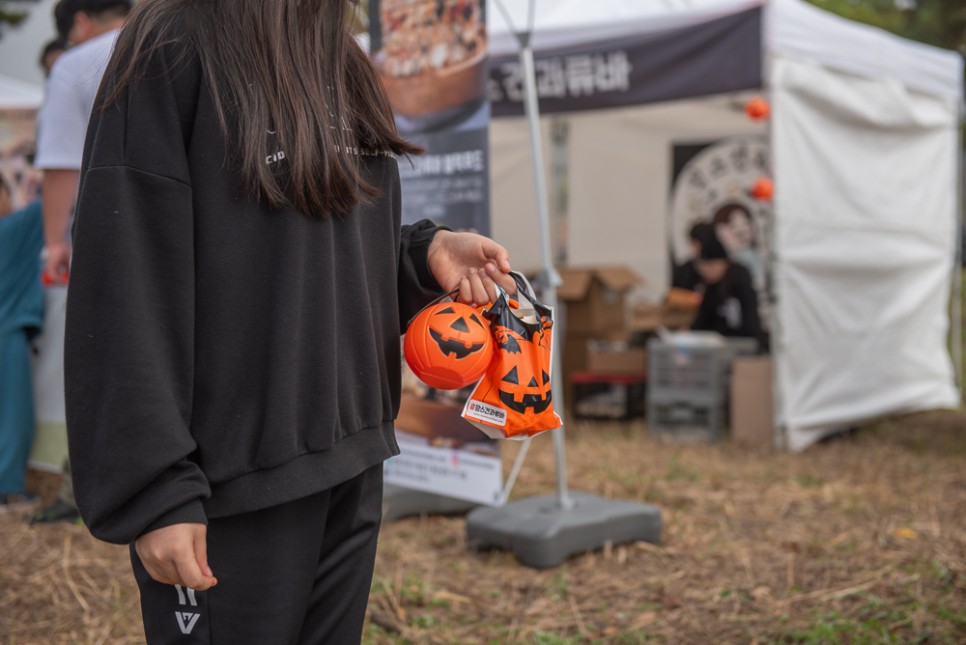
[40,168,79,282]
[35,54,89,282]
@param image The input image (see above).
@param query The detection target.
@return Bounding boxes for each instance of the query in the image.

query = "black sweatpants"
[131,465,384,645]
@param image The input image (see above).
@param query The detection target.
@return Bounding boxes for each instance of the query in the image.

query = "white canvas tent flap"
[771,55,961,450]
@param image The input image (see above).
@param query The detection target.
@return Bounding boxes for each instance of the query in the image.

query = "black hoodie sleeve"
[397,219,447,327]
[65,42,208,545]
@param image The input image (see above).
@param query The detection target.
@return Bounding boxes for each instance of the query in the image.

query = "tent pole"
[954,106,964,397]
[465,0,661,568]
[492,0,570,507]
[759,13,784,450]
[518,30,572,509]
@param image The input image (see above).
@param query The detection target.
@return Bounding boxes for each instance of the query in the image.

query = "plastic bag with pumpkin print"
[461,271,562,439]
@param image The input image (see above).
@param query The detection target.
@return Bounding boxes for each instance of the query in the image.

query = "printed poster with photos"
[668,136,773,327]
[370,0,491,233]
[370,0,502,506]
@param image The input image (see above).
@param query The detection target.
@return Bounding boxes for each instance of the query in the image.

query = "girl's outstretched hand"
[426,230,516,306]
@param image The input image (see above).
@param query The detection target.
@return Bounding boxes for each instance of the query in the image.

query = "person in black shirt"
[690,227,765,349]
[64,1,516,643]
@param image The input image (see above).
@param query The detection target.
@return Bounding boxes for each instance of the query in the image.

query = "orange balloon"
[745,96,770,121]
[750,177,774,201]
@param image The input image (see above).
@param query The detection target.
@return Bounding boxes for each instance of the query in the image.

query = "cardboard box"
[630,302,663,332]
[561,331,632,378]
[661,305,697,331]
[630,301,697,333]
[586,339,647,375]
[561,336,591,386]
[730,356,774,450]
[557,266,643,335]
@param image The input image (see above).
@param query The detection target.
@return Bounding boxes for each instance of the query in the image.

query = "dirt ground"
[2,411,965,644]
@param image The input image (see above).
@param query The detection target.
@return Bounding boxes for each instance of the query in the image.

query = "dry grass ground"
[2,411,965,644]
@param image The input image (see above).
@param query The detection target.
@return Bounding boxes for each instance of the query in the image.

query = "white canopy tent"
[486,0,963,450]
[0,73,43,109]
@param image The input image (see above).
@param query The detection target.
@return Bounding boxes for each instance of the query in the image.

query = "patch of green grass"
[795,473,823,488]
[663,453,700,483]
[549,569,569,602]
[361,622,391,644]
[400,572,429,605]
[718,587,754,604]
[532,632,580,645]
[778,594,929,645]
[936,603,966,627]
[612,631,653,644]
[413,613,437,629]
[370,576,389,595]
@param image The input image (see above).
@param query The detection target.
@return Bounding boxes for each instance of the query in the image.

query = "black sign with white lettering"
[489,8,762,117]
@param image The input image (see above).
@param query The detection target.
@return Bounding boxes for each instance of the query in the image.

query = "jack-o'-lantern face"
[492,326,553,414]
[428,306,489,359]
[464,295,560,438]
[404,301,494,390]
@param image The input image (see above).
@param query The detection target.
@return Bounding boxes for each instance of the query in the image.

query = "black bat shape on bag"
[493,327,522,353]
[429,328,486,359]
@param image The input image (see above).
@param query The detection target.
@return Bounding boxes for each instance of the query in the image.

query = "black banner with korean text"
[489,8,762,117]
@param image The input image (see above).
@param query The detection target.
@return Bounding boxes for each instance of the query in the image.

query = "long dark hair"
[103,0,421,216]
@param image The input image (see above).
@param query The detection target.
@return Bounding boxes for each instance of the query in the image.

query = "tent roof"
[487,0,761,55]
[487,0,963,102]
[0,73,43,109]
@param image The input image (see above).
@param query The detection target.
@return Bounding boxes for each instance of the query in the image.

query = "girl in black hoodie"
[65,1,515,642]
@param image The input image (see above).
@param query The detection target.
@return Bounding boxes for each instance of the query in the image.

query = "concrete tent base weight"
[382,484,477,523]
[465,493,662,569]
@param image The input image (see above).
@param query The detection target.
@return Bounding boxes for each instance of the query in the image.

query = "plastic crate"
[571,372,647,421]
[647,398,724,443]
[647,338,731,401]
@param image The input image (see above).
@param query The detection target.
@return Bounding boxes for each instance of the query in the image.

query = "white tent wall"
[770,56,962,450]
[489,117,552,277]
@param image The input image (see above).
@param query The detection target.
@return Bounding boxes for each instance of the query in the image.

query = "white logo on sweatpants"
[174,585,200,634]
[176,612,201,635]
[175,585,198,607]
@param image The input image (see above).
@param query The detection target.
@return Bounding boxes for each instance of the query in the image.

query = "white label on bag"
[465,399,507,427]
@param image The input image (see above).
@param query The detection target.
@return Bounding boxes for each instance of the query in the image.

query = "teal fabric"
[0,331,35,493]
[0,200,44,337]
[0,201,44,494]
